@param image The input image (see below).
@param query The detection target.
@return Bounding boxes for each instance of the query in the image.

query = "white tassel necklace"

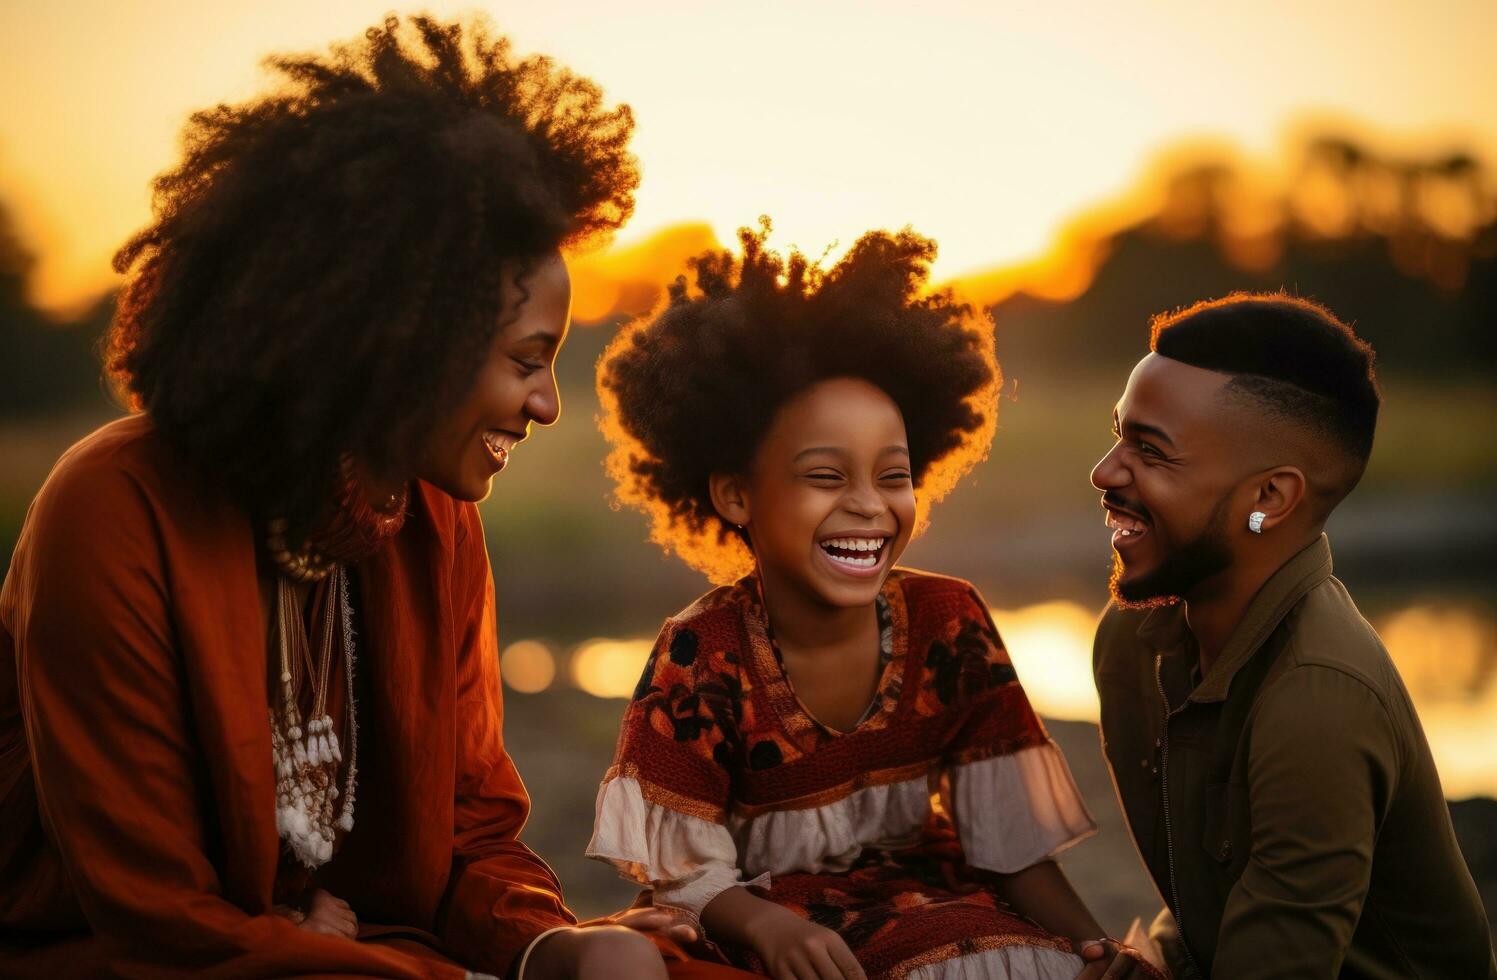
[269,564,358,868]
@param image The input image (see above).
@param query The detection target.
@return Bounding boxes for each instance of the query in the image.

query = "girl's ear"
[709,471,750,527]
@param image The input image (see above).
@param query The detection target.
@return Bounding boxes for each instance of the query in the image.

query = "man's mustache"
[1102,491,1151,524]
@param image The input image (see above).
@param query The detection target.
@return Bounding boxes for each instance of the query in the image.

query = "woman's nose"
[527,370,561,426]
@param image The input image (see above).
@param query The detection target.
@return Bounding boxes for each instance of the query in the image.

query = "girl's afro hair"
[598,220,1001,583]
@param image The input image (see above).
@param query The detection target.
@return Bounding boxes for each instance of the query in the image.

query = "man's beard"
[1110,493,1234,609]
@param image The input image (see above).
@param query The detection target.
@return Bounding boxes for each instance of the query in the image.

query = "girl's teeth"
[826,551,878,568]
[823,537,886,552]
[819,537,887,569]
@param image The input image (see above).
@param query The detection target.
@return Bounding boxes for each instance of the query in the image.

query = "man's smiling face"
[1089,353,1248,607]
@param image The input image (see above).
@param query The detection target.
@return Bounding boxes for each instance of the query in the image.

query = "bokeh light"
[992,602,1101,723]
[500,639,556,694]
[570,637,654,700]
[1377,603,1497,800]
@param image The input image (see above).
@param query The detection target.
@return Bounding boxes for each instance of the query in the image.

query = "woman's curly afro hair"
[107,14,637,532]
[598,221,1001,584]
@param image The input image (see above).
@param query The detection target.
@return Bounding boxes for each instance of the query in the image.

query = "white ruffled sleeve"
[586,775,768,917]
[948,740,1096,872]
[584,615,766,919]
[942,585,1097,872]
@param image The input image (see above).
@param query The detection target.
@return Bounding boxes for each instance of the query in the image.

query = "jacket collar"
[1136,533,1334,703]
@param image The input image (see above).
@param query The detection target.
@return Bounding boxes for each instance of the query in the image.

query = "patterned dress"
[588,569,1100,979]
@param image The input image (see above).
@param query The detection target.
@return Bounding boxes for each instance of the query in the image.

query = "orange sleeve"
[9,451,457,976]
[434,504,576,976]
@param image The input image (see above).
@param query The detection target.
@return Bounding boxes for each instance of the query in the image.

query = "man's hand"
[1076,938,1166,979]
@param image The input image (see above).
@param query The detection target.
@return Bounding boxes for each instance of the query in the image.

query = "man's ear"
[1250,465,1307,532]
[709,472,750,528]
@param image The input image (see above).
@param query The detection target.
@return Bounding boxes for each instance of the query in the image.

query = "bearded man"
[1089,293,1494,979]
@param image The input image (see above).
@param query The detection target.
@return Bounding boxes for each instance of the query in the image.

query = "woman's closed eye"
[512,355,546,376]
[879,469,912,483]
[803,469,845,484]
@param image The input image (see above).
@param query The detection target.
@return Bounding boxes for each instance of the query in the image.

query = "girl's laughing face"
[714,377,917,609]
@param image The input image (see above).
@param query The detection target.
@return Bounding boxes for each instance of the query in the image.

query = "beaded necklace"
[265,460,408,868]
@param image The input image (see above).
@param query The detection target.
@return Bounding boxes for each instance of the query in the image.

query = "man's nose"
[1090,442,1128,491]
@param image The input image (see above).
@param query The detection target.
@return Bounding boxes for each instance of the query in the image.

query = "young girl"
[587,226,1159,979]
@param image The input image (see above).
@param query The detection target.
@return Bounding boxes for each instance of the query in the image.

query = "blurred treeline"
[992,135,1496,377]
[0,200,115,418]
[3,132,1496,617]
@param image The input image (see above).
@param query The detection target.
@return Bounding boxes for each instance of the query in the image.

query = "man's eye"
[1138,442,1162,458]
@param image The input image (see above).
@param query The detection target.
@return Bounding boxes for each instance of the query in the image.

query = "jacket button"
[1140,757,1150,769]
[1219,839,1232,860]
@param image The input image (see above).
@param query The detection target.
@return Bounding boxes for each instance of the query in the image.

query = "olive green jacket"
[1093,535,1494,979]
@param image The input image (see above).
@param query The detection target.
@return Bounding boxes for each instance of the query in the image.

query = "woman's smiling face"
[415,252,572,502]
[719,377,917,609]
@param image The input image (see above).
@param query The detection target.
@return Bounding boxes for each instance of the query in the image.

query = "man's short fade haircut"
[1150,294,1381,487]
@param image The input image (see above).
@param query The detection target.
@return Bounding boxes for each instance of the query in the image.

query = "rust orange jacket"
[0,415,576,977]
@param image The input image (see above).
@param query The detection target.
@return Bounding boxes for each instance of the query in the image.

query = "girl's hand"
[524,924,669,980]
[272,888,357,939]
[747,908,866,980]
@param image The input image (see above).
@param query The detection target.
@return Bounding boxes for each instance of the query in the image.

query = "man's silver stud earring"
[1248,511,1266,534]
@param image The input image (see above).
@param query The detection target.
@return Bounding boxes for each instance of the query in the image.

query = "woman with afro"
[0,15,747,980]
[588,225,1162,979]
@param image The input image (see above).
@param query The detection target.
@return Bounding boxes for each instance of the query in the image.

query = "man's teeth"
[1106,514,1147,536]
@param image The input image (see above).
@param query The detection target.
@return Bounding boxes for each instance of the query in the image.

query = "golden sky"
[3,0,1496,316]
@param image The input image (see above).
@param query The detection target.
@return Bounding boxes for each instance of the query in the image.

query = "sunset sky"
[3,0,1496,315]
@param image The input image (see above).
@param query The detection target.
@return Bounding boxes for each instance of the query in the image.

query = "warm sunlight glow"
[500,639,556,694]
[992,602,1102,723]
[1377,603,1497,800]
[569,223,720,324]
[570,637,654,700]
[4,2,1496,316]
